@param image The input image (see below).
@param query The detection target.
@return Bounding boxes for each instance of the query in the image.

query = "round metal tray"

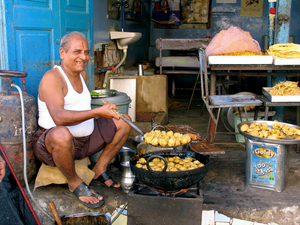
[237,120,300,145]
[90,89,117,99]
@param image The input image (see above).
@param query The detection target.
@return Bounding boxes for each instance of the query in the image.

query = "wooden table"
[208,64,300,143]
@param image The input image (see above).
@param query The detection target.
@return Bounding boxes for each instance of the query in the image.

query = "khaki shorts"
[32,118,116,167]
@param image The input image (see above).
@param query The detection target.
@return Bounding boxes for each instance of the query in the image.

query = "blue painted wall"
[93,0,299,66]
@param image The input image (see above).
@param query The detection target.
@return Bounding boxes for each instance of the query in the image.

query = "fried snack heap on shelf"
[268,81,300,96]
[240,121,300,140]
[267,43,300,59]
[216,50,263,56]
[143,130,191,147]
[135,156,205,172]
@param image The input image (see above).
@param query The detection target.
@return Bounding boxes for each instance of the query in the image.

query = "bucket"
[91,92,131,114]
[234,113,255,143]
[234,111,276,142]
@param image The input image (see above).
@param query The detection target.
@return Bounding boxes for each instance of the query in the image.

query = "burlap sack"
[205,26,261,56]
[34,157,95,191]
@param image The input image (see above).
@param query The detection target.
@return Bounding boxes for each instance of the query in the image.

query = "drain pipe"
[103,48,127,88]
[12,83,54,222]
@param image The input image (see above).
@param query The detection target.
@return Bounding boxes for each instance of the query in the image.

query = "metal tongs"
[102,100,144,136]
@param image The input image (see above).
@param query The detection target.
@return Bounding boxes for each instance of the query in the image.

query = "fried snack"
[143,129,192,146]
[137,158,147,163]
[240,124,249,132]
[138,156,204,172]
[216,50,263,56]
[268,81,300,96]
[241,120,300,140]
[188,133,201,140]
[267,43,300,59]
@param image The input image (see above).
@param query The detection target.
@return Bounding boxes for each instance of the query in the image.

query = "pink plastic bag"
[205,26,261,56]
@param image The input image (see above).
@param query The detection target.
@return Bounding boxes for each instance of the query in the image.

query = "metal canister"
[245,139,289,192]
[120,161,135,193]
[0,70,38,186]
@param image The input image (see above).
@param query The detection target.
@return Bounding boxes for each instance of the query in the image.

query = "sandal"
[93,171,121,189]
[64,182,104,208]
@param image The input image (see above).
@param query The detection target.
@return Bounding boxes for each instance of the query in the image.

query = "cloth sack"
[34,157,95,191]
[205,26,261,56]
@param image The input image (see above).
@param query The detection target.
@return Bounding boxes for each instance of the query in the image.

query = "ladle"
[102,100,144,135]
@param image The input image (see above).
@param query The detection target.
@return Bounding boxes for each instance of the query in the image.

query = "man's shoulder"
[42,67,62,81]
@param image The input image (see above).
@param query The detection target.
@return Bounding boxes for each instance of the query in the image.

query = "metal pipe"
[121,0,125,31]
[11,83,54,222]
[103,48,127,88]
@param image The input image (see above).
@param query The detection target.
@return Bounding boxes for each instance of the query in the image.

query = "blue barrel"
[0,71,38,186]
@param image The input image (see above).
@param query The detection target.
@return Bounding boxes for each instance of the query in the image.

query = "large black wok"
[130,150,210,192]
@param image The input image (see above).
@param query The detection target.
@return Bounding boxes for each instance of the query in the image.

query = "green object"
[90,91,105,96]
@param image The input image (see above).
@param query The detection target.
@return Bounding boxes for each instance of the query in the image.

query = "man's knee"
[48,126,73,146]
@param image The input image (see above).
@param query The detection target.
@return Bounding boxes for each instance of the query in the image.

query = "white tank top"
[38,66,94,137]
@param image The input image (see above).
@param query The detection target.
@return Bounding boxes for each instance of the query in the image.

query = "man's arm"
[38,69,119,126]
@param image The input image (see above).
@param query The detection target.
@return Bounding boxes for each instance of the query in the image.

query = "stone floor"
[29,92,300,225]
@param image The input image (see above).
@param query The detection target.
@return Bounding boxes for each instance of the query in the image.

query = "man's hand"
[0,156,6,183]
[99,104,120,120]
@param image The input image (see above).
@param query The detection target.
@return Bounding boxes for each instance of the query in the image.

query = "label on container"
[250,144,277,186]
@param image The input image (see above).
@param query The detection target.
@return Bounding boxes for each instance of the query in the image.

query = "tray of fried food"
[237,120,300,144]
[143,129,192,148]
[267,43,300,59]
[165,125,201,141]
[267,43,300,65]
[262,81,300,102]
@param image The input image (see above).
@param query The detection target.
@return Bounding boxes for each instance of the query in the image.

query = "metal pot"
[120,161,135,193]
[118,146,136,164]
[130,150,210,192]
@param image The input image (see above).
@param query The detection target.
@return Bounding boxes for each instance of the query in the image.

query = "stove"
[127,180,203,225]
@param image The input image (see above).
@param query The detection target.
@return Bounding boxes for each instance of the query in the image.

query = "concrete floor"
[29,92,300,225]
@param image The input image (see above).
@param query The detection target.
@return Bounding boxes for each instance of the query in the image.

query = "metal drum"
[0,70,38,186]
[237,120,300,192]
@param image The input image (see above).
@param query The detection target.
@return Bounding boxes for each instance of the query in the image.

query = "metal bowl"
[237,120,300,145]
[90,89,117,99]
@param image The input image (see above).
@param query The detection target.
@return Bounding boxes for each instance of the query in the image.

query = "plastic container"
[234,114,255,142]
[91,91,131,114]
[245,139,289,192]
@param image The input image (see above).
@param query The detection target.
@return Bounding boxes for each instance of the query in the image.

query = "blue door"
[3,0,94,100]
